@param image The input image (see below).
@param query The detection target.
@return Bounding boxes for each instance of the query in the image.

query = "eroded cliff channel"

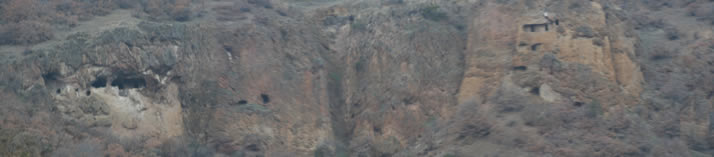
[0,0,713,156]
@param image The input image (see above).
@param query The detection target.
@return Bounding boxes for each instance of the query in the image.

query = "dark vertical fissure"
[318,39,352,156]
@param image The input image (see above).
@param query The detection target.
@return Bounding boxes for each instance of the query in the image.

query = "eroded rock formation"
[0,0,712,156]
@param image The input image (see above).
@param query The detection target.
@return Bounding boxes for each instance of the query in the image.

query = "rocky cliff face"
[0,0,712,157]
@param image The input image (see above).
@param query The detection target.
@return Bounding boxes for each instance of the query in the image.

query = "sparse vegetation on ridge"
[0,0,203,45]
[420,4,448,21]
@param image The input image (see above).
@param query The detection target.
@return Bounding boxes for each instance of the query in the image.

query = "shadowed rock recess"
[0,0,713,156]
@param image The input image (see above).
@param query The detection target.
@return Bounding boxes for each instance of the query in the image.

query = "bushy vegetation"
[350,20,368,32]
[420,5,448,21]
[138,0,197,21]
[664,27,684,40]
[586,99,603,118]
[0,0,202,45]
[648,44,675,61]
[444,154,458,157]
[686,3,714,25]
[575,26,596,38]
[383,0,404,5]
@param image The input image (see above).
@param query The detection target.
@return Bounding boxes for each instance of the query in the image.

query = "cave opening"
[238,100,248,105]
[56,89,61,94]
[531,43,542,51]
[42,71,61,83]
[373,126,382,134]
[86,90,91,96]
[523,24,549,32]
[223,45,233,53]
[91,77,107,88]
[524,24,535,32]
[111,77,146,89]
[513,66,528,71]
[650,55,671,61]
[260,94,270,103]
[530,87,540,95]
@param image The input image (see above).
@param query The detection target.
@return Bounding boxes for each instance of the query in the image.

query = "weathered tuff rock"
[0,0,713,157]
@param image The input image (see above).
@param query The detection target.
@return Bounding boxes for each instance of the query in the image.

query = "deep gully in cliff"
[320,45,353,155]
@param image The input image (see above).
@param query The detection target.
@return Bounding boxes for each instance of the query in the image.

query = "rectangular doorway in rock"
[513,66,528,71]
[523,23,549,32]
[523,24,535,32]
[260,94,270,103]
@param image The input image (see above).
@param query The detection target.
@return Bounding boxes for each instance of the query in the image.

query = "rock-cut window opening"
[111,77,146,89]
[523,23,549,32]
[513,66,528,71]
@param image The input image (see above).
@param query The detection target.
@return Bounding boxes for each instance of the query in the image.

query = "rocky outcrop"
[0,0,712,156]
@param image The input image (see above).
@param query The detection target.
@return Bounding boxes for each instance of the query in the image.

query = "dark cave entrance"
[530,87,540,95]
[523,23,549,32]
[260,94,270,103]
[111,77,146,89]
[42,71,61,84]
[91,77,108,88]
[43,71,64,95]
[373,126,382,134]
[513,66,528,71]
[238,100,248,105]
[531,43,542,51]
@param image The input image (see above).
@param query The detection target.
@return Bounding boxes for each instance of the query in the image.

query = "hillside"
[0,0,713,156]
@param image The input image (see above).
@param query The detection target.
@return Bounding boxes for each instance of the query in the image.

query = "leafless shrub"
[648,44,676,61]
[686,3,714,25]
[631,15,666,30]
[575,26,596,38]
[664,27,684,40]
